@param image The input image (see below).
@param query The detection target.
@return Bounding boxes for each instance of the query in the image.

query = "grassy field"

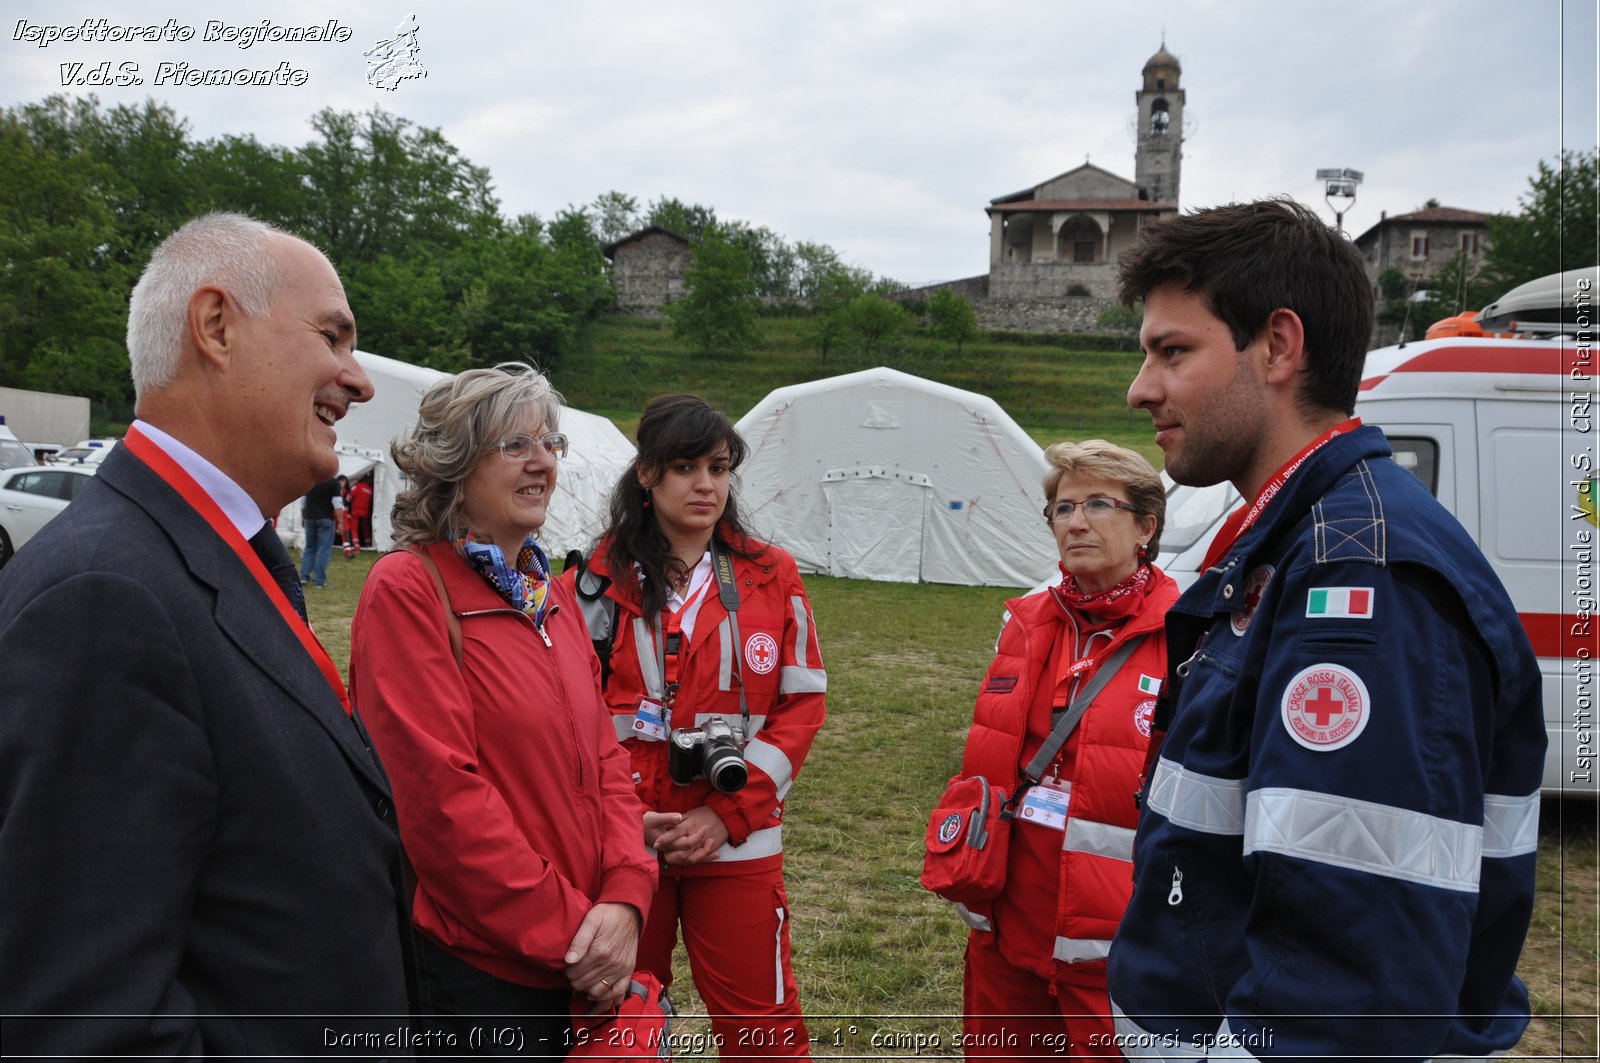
[308,550,1596,1060]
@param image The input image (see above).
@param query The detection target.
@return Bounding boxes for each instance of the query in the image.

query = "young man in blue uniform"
[1108,198,1544,1060]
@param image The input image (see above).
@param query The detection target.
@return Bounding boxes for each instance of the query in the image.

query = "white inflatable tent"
[277,351,635,558]
[734,367,1056,587]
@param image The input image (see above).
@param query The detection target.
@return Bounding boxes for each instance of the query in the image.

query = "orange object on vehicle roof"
[1424,311,1488,340]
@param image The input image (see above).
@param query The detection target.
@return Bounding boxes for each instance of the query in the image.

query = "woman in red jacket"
[349,364,655,1057]
[955,440,1176,1059]
[566,394,825,1057]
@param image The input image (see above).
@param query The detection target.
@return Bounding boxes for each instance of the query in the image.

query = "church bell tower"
[1134,43,1185,205]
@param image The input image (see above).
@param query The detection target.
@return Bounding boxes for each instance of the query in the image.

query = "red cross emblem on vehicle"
[1281,662,1370,751]
[744,632,778,675]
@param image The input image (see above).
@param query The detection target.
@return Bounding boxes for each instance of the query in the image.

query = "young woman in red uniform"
[567,394,826,1057]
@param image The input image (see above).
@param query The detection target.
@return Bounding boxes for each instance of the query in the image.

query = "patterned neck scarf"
[455,529,552,629]
[1051,562,1152,624]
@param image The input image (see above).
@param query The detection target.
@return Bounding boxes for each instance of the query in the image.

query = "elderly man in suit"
[0,214,412,1056]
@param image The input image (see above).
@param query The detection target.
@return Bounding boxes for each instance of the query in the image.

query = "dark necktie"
[248,521,309,623]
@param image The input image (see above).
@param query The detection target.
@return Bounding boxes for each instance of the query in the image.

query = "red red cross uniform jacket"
[570,537,827,875]
[957,568,1178,977]
[350,543,657,989]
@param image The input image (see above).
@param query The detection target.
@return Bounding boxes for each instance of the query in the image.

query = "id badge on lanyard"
[1017,777,1072,831]
[631,698,668,740]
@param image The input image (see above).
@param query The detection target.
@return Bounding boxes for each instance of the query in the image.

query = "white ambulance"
[1156,269,1598,796]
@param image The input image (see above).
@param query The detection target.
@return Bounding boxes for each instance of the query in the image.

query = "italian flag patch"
[1306,587,1374,618]
[1137,674,1162,696]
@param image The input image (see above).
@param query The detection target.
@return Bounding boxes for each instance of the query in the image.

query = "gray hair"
[390,363,564,547]
[126,212,289,399]
[1042,439,1167,557]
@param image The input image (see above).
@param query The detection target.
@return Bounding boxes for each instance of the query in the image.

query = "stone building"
[985,44,1185,304]
[1352,205,1490,291]
[895,43,1188,330]
[603,226,691,314]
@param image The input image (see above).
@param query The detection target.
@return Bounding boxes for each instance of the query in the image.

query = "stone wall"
[989,260,1119,300]
[976,297,1117,333]
[894,276,1120,334]
[610,232,691,313]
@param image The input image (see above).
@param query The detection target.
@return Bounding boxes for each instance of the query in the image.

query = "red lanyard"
[1051,624,1112,710]
[123,427,354,716]
[1201,418,1362,570]
[659,577,711,692]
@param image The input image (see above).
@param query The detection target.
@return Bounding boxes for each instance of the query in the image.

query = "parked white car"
[0,465,96,567]
[50,439,118,466]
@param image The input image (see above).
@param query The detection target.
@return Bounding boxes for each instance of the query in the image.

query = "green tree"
[1415,251,1498,330]
[1095,303,1143,343]
[808,266,872,362]
[0,103,130,402]
[647,196,717,241]
[589,190,640,245]
[1483,149,1600,290]
[668,224,759,357]
[837,293,915,364]
[927,289,979,353]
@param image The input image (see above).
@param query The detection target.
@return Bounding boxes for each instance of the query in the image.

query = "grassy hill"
[552,314,1162,464]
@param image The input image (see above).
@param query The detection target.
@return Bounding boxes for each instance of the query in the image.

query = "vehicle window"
[1387,436,1439,495]
[62,472,92,500]
[5,471,52,497]
[0,439,33,470]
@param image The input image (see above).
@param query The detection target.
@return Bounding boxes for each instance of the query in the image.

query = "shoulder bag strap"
[413,548,463,669]
[1020,632,1146,787]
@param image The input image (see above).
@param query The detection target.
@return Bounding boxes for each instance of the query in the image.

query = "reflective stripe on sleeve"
[1244,787,1482,893]
[743,737,795,800]
[1210,1019,1262,1060]
[1109,1002,1202,1061]
[789,595,813,669]
[1063,818,1136,863]
[1482,791,1540,858]
[779,666,827,693]
[714,824,783,862]
[1145,757,1247,836]
[1052,935,1111,963]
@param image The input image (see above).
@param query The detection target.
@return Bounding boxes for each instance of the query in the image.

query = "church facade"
[984,44,1185,302]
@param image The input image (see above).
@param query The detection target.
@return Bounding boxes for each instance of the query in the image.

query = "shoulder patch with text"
[744,632,778,674]
[1281,662,1370,751]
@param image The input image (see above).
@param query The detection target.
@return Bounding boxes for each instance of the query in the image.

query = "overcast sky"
[4,1,1596,285]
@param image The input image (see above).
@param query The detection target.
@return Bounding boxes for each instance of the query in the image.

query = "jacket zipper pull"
[1174,649,1203,678]
[536,623,552,648]
[1167,866,1184,906]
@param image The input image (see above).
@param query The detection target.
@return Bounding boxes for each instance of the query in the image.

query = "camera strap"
[652,539,750,733]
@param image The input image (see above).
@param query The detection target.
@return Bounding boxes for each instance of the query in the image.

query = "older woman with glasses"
[953,440,1178,1059]
[349,364,655,1057]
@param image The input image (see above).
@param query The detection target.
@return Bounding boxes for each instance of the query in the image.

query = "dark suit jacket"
[0,445,410,1058]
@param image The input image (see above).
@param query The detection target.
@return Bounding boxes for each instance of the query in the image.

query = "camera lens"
[702,741,748,793]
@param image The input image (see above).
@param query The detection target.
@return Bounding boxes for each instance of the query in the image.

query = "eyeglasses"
[496,432,568,462]
[1043,497,1141,523]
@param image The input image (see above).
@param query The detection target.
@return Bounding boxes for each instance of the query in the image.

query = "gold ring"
[599,978,613,987]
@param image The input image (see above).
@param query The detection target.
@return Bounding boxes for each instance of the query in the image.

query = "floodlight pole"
[1315,167,1364,237]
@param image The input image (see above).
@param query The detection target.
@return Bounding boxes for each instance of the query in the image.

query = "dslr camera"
[667,718,748,793]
